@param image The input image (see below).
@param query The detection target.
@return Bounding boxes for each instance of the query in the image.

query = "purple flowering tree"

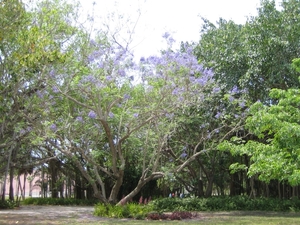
[38,26,250,203]
[42,29,215,203]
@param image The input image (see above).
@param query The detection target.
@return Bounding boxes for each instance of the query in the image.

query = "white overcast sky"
[80,0,280,59]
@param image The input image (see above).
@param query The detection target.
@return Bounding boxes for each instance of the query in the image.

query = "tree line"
[1,0,300,205]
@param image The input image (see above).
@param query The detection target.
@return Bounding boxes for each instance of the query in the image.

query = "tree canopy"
[195,0,300,102]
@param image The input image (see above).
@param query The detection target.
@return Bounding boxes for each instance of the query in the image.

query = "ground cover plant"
[92,196,300,221]
[0,200,17,209]
[94,202,153,219]
[150,196,300,212]
[22,197,98,206]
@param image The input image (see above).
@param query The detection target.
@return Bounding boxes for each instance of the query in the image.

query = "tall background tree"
[194,0,300,198]
[195,0,300,102]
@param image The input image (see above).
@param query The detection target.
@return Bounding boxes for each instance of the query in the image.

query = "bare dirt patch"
[0,205,108,225]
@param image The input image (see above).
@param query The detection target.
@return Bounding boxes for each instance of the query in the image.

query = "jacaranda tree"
[34,25,248,204]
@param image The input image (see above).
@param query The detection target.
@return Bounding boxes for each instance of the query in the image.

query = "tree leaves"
[195,0,300,102]
[225,68,300,185]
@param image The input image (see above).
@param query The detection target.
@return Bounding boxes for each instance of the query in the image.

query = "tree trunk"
[75,174,82,199]
[29,177,33,197]
[197,179,204,197]
[116,173,163,206]
[282,182,285,199]
[9,167,14,201]
[59,178,64,198]
[16,174,20,200]
[205,177,214,197]
[265,182,270,198]
[41,170,47,198]
[109,170,124,203]
[278,181,281,199]
[67,177,72,198]
[21,173,26,200]
[230,173,243,196]
[1,137,15,201]
[49,158,59,198]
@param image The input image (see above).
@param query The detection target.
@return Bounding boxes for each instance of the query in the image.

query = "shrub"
[94,203,153,219]
[22,197,98,206]
[0,200,17,209]
[150,196,300,212]
[150,197,183,212]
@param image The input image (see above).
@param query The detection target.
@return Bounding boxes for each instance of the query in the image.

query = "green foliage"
[22,198,98,206]
[195,0,300,102]
[94,203,153,219]
[221,83,300,185]
[292,58,300,73]
[0,200,17,209]
[150,197,207,212]
[151,196,300,212]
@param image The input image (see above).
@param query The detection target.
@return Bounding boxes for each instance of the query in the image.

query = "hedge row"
[22,197,98,206]
[151,196,300,212]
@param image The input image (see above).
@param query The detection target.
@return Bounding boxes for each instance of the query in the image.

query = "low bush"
[0,200,17,209]
[150,196,300,212]
[94,203,153,220]
[22,197,98,206]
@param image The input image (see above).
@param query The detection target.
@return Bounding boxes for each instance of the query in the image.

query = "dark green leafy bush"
[94,203,153,219]
[22,197,98,206]
[151,196,300,212]
[0,200,17,209]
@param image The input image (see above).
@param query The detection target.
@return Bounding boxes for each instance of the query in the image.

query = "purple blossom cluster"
[118,69,126,77]
[76,116,84,123]
[50,123,57,132]
[239,100,246,108]
[140,45,214,90]
[79,75,103,89]
[230,85,239,94]
[36,90,46,99]
[123,93,131,100]
[229,96,235,102]
[52,86,59,93]
[212,87,221,93]
[49,70,56,79]
[180,152,187,158]
[214,111,222,119]
[19,126,32,135]
[162,32,175,47]
[86,41,135,85]
[88,110,97,119]
[108,112,114,118]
